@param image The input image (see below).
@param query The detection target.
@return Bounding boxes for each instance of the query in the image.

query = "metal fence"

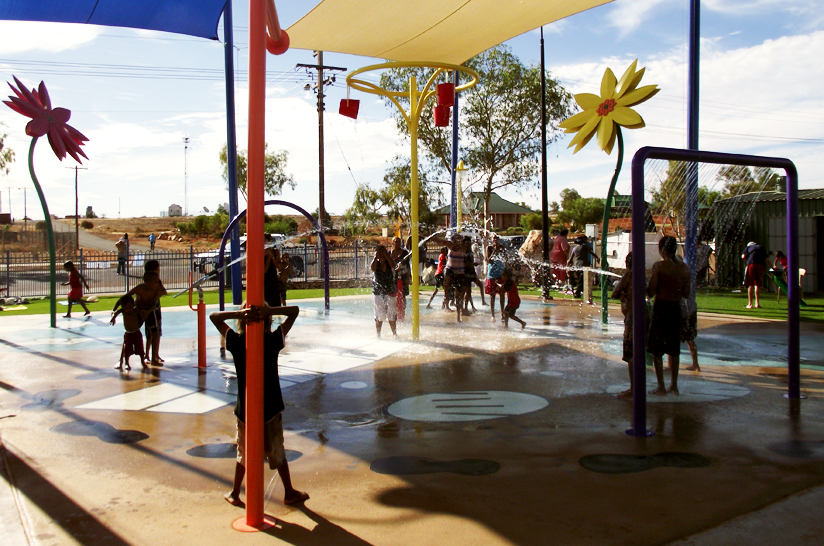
[1,243,443,298]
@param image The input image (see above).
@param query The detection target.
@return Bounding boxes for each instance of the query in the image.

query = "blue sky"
[0,0,821,222]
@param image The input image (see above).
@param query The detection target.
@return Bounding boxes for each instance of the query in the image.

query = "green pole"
[28,137,57,327]
[600,128,623,324]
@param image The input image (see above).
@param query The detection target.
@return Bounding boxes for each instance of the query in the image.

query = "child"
[113,271,163,367]
[501,269,526,330]
[426,247,448,309]
[210,303,309,508]
[277,252,293,305]
[61,261,90,317]
[110,294,145,371]
[143,260,167,365]
[610,252,645,399]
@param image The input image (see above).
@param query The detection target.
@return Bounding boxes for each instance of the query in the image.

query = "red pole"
[245,0,267,528]
[197,299,206,368]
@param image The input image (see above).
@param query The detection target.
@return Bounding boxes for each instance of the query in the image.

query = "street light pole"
[67,165,87,251]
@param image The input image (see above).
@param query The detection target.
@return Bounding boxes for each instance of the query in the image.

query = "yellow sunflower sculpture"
[560,59,659,155]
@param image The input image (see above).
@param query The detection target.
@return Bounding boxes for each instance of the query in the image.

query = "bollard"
[188,271,207,369]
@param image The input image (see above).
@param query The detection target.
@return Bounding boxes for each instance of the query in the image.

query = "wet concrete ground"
[1,296,824,545]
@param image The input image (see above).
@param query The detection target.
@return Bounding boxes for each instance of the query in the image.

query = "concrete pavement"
[1,297,824,545]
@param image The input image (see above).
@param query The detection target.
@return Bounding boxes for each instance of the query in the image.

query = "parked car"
[498,235,526,251]
[193,237,246,274]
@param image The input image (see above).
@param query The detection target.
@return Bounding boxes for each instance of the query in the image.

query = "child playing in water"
[501,269,526,330]
[143,260,167,366]
[110,294,145,371]
[610,252,645,399]
[426,247,449,309]
[210,303,309,508]
[113,271,163,368]
[61,261,90,317]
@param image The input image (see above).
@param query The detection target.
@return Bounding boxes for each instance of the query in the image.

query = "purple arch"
[628,147,799,438]
[218,200,329,311]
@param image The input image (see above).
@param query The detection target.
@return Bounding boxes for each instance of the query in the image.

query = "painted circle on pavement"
[341,381,368,389]
[388,391,548,422]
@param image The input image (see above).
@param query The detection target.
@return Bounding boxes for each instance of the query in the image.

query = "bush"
[35,220,46,231]
[265,215,298,235]
[80,220,93,229]
[506,226,525,235]
[519,213,546,232]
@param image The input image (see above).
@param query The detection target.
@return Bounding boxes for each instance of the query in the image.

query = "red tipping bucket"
[437,82,455,107]
[434,105,450,127]
[339,99,360,119]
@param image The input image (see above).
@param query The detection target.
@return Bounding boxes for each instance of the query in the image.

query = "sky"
[0,0,822,223]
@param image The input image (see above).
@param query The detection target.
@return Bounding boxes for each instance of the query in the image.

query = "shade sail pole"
[244,0,266,528]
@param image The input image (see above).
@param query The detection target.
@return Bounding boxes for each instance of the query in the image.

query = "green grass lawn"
[2,284,820,324]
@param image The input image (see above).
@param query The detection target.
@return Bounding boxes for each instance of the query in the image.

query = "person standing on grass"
[742,241,768,309]
[646,236,691,396]
[371,245,398,338]
[210,303,309,508]
[62,261,90,317]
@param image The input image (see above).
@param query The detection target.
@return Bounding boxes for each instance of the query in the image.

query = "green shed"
[713,189,824,293]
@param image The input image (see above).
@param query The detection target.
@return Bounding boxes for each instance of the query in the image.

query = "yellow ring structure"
[346,61,479,340]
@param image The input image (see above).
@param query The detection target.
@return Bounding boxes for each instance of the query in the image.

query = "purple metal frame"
[628,147,799,437]
[217,200,330,311]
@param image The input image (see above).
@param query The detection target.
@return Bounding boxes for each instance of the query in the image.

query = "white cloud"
[608,0,673,38]
[0,21,103,54]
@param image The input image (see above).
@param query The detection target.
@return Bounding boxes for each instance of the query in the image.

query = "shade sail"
[287,0,613,65]
[0,0,228,40]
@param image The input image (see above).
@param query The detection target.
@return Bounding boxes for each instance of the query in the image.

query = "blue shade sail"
[0,0,228,39]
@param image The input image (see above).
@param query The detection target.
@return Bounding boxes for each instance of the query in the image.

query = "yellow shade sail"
[286,0,614,64]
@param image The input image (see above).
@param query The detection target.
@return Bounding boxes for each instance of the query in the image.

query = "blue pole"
[685,0,700,297]
[223,0,242,305]
[449,70,459,228]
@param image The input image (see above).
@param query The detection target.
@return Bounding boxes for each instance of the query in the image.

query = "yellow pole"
[410,76,420,340]
[455,160,465,227]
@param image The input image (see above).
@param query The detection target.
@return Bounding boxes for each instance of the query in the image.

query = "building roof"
[435,192,535,215]
[716,189,824,204]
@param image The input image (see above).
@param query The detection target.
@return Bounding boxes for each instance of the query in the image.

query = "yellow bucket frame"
[346,61,479,339]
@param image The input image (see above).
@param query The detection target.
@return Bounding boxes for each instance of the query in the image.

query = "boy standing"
[114,271,163,368]
[210,304,309,507]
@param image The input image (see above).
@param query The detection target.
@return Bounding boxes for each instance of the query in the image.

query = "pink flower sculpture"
[4,76,89,163]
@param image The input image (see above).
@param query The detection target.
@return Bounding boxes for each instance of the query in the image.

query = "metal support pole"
[449,70,459,228]
[354,239,358,279]
[540,27,551,302]
[244,0,267,526]
[223,0,243,306]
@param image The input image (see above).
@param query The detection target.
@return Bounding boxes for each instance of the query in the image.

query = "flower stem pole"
[28,137,57,327]
[600,127,623,324]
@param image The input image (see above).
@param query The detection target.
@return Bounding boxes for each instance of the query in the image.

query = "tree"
[717,164,782,198]
[219,143,295,200]
[310,208,334,231]
[650,161,724,240]
[346,156,443,234]
[0,127,15,175]
[554,188,604,232]
[519,213,546,231]
[379,45,574,227]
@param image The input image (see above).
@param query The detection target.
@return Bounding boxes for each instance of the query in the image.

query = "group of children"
[109,259,166,370]
[424,234,526,329]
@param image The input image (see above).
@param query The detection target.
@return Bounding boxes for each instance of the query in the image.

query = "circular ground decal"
[388,391,548,422]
